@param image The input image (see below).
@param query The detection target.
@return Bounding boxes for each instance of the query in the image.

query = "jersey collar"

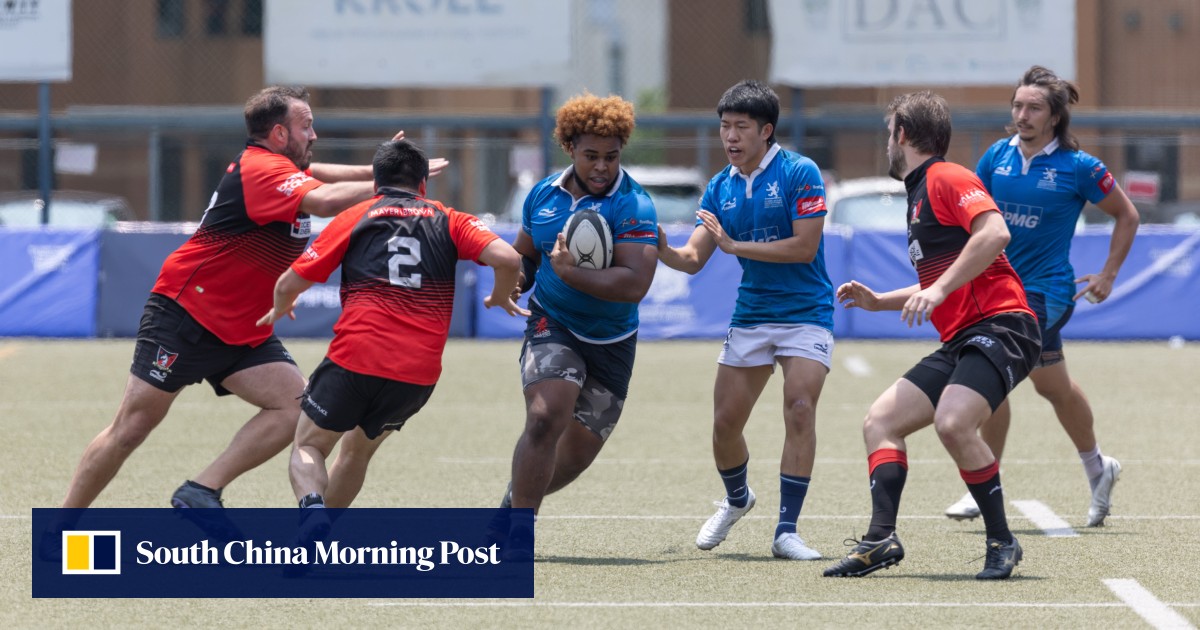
[552,166,625,198]
[1009,134,1060,175]
[730,142,781,180]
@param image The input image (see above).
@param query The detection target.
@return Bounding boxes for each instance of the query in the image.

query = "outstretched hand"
[255,305,296,327]
[484,294,530,318]
[389,129,450,177]
[836,280,880,311]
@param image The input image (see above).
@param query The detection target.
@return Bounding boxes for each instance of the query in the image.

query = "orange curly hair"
[554,93,636,151]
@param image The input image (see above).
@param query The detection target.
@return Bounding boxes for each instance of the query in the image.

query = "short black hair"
[373,139,428,189]
[716,80,780,144]
[244,86,309,139]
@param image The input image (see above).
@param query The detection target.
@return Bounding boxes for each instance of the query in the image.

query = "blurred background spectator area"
[2,0,1199,225]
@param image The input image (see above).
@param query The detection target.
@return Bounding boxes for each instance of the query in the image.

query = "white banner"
[0,0,71,82]
[265,0,569,88]
[769,0,1074,87]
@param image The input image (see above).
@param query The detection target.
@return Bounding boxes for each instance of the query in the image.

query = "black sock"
[865,450,908,541]
[962,462,1013,543]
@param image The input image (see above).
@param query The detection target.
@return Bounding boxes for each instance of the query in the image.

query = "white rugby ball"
[561,209,613,269]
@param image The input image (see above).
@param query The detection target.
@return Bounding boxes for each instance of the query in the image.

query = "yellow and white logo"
[62,531,121,575]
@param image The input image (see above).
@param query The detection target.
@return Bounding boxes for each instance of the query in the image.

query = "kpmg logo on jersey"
[1037,168,1058,191]
[764,181,783,208]
[33,509,534,598]
[1000,201,1043,229]
[61,531,121,575]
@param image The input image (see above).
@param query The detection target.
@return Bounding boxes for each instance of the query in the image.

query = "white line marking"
[369,601,1131,608]
[1105,579,1197,630]
[434,457,1200,466]
[1011,500,1078,537]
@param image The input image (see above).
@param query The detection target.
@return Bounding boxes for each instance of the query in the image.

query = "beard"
[284,138,312,170]
[887,146,907,181]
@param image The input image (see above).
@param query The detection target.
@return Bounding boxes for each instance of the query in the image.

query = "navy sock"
[718,459,750,508]
[775,474,810,538]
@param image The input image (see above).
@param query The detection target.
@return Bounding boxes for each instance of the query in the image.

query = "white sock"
[1080,445,1103,485]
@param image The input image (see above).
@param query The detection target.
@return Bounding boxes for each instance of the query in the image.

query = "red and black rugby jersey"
[904,157,1033,342]
[291,189,500,385]
[152,143,324,346]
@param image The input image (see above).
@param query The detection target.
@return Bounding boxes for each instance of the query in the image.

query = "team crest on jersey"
[1037,168,1058,191]
[764,181,783,208]
[291,213,311,238]
[583,202,603,213]
[910,199,923,224]
[154,346,178,371]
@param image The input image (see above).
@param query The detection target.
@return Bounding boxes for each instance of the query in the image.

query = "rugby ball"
[561,209,613,270]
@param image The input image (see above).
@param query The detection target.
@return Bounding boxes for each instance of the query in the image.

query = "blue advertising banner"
[0,228,100,337]
[32,508,534,598]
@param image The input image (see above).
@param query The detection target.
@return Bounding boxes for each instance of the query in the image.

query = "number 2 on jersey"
[387,235,422,288]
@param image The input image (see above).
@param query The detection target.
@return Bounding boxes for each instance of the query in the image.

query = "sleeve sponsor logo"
[957,189,988,208]
[276,172,314,197]
[797,196,826,214]
[617,230,657,240]
[301,246,320,262]
[1098,172,1115,194]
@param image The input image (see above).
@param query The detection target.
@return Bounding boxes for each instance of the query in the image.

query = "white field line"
[369,601,1132,609]
[434,457,1200,466]
[1011,500,1078,537]
[1104,579,1197,630]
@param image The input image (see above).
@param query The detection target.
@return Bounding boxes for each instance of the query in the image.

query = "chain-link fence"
[2,0,1199,224]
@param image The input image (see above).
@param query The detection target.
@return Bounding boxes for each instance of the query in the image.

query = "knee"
[783,397,816,433]
[108,414,157,452]
[933,415,972,451]
[862,411,888,446]
[522,407,565,444]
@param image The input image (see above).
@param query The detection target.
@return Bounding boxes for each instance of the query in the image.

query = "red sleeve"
[929,163,998,232]
[291,204,364,283]
[241,150,325,225]
[446,206,500,262]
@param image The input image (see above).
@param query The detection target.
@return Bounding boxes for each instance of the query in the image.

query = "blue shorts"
[1026,292,1073,367]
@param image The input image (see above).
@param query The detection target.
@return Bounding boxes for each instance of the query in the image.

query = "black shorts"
[520,302,637,400]
[300,358,435,440]
[130,294,296,395]
[902,311,1041,412]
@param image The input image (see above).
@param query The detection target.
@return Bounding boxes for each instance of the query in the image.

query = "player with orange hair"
[489,93,659,556]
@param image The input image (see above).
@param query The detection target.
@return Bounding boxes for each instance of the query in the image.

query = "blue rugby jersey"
[699,143,834,331]
[976,136,1114,325]
[522,167,658,343]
